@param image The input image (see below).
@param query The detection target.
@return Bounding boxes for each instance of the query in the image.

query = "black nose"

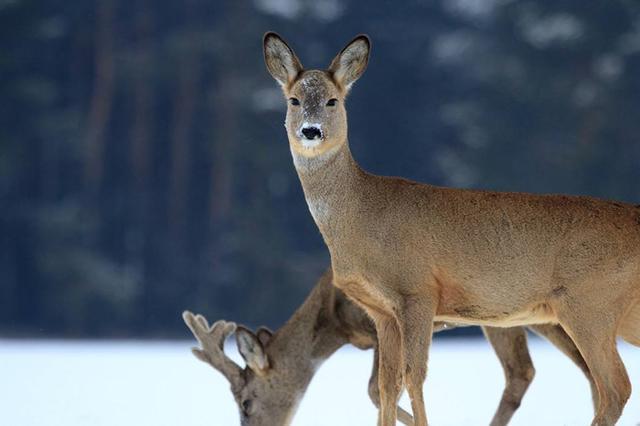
[301,126,322,140]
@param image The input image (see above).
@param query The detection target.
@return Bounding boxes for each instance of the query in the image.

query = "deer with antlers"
[262,32,640,426]
[184,269,598,426]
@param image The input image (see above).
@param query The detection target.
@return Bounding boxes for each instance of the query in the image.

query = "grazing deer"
[262,32,640,426]
[183,269,597,426]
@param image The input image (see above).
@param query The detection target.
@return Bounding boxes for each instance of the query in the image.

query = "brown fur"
[184,269,597,426]
[263,32,640,426]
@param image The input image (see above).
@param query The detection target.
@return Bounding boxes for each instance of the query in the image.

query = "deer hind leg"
[556,303,631,426]
[482,326,535,426]
[530,323,598,411]
[371,312,404,426]
[619,301,640,347]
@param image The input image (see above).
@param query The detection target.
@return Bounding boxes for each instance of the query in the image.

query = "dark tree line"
[1,0,639,337]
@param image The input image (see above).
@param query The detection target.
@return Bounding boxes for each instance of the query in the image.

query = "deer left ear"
[236,326,270,374]
[328,35,371,91]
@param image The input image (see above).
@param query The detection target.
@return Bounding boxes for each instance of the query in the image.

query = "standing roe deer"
[183,269,597,426]
[262,32,640,426]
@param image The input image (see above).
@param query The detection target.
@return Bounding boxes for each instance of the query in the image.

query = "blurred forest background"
[1,0,640,338]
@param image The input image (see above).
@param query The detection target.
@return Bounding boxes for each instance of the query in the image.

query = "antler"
[182,310,244,389]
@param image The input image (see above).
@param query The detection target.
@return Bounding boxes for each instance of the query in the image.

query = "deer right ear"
[236,326,270,374]
[263,32,303,87]
[256,326,274,346]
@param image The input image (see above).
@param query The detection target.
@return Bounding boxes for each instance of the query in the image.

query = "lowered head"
[183,311,307,426]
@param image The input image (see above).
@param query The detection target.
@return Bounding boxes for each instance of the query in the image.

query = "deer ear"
[263,32,303,87]
[256,326,274,346]
[328,35,370,91]
[236,326,270,373]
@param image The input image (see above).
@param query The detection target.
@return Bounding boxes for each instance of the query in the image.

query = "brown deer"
[183,269,597,426]
[262,32,640,426]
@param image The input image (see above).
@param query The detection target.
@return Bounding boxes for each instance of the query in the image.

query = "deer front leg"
[398,295,435,426]
[368,347,415,426]
[482,326,535,426]
[371,312,404,426]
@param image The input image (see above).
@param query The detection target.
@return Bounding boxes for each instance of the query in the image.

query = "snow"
[1,337,638,425]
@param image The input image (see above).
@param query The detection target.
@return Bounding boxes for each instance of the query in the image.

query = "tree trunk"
[84,0,116,192]
[168,0,200,243]
[130,0,154,192]
[209,1,250,227]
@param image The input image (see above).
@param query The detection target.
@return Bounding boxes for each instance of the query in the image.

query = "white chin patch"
[301,138,322,148]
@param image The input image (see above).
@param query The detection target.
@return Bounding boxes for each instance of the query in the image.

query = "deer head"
[183,311,307,426]
[263,32,370,160]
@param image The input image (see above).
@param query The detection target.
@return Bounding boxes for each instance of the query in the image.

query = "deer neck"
[290,141,363,242]
[268,274,349,387]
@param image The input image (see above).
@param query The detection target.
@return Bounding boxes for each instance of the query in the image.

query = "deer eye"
[242,399,252,415]
[289,97,300,106]
[326,98,338,106]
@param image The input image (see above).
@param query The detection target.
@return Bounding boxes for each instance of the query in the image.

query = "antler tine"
[182,310,244,388]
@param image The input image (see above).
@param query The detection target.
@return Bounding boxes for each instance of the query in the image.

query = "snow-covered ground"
[0,337,638,425]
